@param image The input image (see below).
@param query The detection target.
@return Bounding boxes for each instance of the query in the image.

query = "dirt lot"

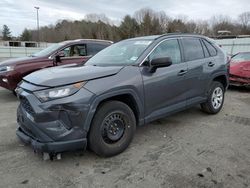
[0,87,249,188]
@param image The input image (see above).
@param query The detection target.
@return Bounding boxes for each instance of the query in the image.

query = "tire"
[201,81,225,114]
[88,101,136,157]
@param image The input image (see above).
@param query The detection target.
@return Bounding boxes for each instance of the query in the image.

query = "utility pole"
[34,6,40,47]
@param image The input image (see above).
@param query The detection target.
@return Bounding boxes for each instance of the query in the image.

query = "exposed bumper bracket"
[16,127,87,154]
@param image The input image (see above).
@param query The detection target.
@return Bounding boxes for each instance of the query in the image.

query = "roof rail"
[73,39,113,43]
[62,39,113,44]
[156,32,203,40]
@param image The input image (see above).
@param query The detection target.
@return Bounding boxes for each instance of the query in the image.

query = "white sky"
[0,0,250,36]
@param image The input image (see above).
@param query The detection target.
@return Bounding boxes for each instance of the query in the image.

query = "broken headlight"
[34,82,86,102]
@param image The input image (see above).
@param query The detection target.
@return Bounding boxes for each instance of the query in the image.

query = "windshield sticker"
[130,56,138,61]
[134,41,152,45]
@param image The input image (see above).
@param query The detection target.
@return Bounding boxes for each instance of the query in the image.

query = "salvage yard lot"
[0,87,249,188]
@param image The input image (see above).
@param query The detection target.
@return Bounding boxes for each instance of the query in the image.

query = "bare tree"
[185,21,197,33]
[85,13,112,25]
[210,15,236,35]
[239,12,250,27]
[157,11,170,33]
[238,12,250,34]
[134,8,154,24]
[19,9,250,43]
[195,20,212,35]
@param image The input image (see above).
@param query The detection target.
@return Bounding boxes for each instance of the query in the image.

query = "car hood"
[23,64,124,87]
[230,61,250,78]
[0,56,44,66]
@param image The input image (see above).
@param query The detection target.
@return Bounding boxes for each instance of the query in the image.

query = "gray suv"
[16,34,229,158]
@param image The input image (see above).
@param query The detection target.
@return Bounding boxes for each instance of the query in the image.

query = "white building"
[0,40,52,48]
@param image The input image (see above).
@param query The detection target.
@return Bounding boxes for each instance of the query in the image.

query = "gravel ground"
[0,87,249,188]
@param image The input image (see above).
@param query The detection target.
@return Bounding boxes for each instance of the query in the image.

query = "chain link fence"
[0,46,44,59]
[215,38,250,55]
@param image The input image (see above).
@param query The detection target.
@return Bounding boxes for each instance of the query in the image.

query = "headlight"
[0,66,14,73]
[34,82,86,102]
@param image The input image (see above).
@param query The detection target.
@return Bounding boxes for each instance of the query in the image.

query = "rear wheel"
[201,81,225,114]
[88,101,136,157]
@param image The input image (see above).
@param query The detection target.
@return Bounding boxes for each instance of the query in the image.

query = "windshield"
[231,52,250,62]
[86,39,152,66]
[32,43,64,57]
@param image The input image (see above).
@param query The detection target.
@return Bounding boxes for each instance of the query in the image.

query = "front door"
[58,44,90,65]
[141,39,188,123]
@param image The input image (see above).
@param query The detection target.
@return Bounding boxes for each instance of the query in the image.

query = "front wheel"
[201,81,225,114]
[88,101,136,157]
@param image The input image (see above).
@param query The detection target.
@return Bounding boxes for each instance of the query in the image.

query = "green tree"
[141,12,153,35]
[168,19,187,33]
[20,28,32,41]
[2,25,11,40]
[151,17,162,34]
[119,15,139,39]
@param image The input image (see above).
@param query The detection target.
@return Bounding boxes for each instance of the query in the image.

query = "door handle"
[178,69,188,76]
[208,62,215,67]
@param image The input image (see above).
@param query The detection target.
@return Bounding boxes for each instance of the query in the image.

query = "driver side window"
[149,39,181,64]
[62,47,70,57]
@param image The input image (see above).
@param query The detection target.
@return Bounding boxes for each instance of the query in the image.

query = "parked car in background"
[0,39,113,92]
[229,52,250,87]
[15,34,229,158]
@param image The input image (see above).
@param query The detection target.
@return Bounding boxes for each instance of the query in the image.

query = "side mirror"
[57,51,65,57]
[54,51,65,63]
[149,57,172,73]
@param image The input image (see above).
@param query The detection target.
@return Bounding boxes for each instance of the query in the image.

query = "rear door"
[180,37,215,106]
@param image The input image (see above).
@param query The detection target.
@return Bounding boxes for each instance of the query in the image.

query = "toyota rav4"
[16,34,229,158]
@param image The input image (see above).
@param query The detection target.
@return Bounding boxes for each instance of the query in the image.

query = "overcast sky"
[1,0,250,36]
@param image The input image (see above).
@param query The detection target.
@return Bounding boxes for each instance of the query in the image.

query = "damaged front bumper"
[16,127,86,153]
[16,82,94,154]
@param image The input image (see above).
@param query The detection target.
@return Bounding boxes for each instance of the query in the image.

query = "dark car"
[16,34,229,159]
[0,39,112,92]
[229,52,250,87]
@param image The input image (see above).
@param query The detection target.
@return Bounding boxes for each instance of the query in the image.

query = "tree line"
[1,8,250,42]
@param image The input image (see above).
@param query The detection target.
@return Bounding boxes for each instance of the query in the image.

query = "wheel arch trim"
[83,89,144,133]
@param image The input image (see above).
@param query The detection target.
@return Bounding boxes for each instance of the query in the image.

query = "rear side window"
[202,39,217,56]
[77,45,87,56]
[182,38,204,61]
[87,43,109,56]
[201,40,210,58]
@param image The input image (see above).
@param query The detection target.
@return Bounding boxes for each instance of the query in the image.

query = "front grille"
[20,97,35,115]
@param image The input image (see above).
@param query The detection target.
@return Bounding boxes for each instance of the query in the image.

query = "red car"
[229,52,250,87]
[0,39,112,92]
